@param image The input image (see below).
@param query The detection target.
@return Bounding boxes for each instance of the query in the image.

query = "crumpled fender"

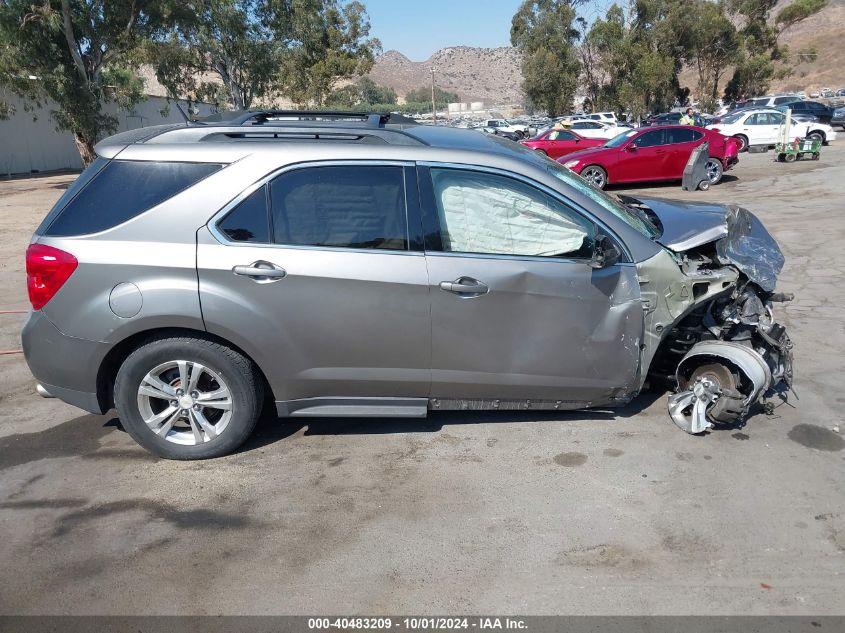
[676,341,772,403]
[668,341,773,434]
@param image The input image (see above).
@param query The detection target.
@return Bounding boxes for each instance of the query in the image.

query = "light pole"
[430,66,437,125]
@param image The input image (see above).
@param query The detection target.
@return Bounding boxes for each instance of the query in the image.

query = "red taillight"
[26,244,78,310]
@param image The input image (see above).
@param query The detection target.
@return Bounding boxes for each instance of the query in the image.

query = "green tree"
[268,0,381,106]
[723,0,827,100]
[584,2,682,120]
[510,0,581,116]
[357,76,396,105]
[150,0,380,110]
[404,85,458,107]
[672,0,740,111]
[149,0,278,110]
[325,76,396,107]
[0,0,175,164]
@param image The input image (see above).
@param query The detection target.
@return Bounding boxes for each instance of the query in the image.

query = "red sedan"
[519,128,605,159]
[557,125,739,189]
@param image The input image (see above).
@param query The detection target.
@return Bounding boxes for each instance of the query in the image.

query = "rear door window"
[218,186,270,243]
[44,160,222,236]
[269,165,409,251]
[665,128,700,144]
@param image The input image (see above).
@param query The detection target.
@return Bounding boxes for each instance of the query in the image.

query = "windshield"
[720,111,746,124]
[477,134,662,239]
[539,154,660,239]
[603,129,638,148]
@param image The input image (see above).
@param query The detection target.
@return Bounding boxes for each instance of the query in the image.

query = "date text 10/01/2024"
[307,618,528,630]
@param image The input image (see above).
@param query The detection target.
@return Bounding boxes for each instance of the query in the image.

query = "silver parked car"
[22,111,794,459]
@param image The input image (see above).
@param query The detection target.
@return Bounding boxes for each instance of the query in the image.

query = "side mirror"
[626,144,637,152]
[591,234,621,269]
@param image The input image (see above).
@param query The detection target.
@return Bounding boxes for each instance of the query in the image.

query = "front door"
[197,162,431,406]
[615,128,667,182]
[418,165,643,404]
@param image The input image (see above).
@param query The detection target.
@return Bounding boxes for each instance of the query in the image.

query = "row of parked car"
[509,102,838,190]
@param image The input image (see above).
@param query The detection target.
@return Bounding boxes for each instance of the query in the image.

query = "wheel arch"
[96,327,274,412]
[807,129,826,142]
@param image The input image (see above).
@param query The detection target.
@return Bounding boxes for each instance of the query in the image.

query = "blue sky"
[364,0,615,61]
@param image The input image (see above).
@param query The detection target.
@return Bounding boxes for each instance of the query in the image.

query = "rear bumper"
[21,310,110,414]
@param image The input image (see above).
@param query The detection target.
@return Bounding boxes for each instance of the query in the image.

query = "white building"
[0,94,216,177]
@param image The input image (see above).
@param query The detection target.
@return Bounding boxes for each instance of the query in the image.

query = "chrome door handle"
[439,277,489,296]
[232,261,287,281]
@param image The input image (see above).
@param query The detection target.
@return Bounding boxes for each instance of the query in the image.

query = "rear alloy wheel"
[705,158,723,185]
[733,134,749,152]
[535,148,548,156]
[115,336,263,459]
[580,165,607,190]
[807,131,824,144]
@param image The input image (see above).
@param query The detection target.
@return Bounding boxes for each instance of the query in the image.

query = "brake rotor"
[669,363,741,434]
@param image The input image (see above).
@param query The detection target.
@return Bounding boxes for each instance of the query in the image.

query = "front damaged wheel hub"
[668,377,722,434]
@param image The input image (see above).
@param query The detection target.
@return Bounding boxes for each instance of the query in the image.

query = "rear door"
[197,162,431,410]
[418,164,643,404]
[663,127,704,176]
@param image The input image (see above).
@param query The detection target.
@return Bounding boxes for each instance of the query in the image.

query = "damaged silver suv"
[22,111,793,459]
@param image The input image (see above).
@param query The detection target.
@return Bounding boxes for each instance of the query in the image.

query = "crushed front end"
[633,201,794,434]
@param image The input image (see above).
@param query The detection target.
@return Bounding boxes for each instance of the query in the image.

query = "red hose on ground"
[0,349,23,355]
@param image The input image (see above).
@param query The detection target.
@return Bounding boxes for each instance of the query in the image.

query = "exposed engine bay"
[624,197,794,434]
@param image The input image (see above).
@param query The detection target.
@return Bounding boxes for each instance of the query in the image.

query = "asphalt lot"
[0,144,843,615]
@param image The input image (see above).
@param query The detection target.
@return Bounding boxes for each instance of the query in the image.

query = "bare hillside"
[773,0,845,92]
[367,47,524,106]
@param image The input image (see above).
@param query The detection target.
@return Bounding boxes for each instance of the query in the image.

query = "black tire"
[733,134,748,152]
[535,148,548,156]
[114,336,263,460]
[784,153,797,163]
[580,165,608,189]
[807,131,824,144]
[705,158,723,185]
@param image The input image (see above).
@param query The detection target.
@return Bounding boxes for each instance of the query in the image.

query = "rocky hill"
[367,47,524,106]
[772,0,845,93]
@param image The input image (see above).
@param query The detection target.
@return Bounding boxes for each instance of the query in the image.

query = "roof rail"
[199,110,392,128]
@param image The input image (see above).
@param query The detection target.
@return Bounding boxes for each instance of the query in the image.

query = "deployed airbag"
[431,170,590,257]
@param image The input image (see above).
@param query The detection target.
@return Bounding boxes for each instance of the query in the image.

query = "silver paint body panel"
[22,126,746,417]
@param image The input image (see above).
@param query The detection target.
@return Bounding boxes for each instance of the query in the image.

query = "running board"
[276,397,428,418]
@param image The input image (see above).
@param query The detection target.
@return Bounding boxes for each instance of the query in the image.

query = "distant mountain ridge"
[368,0,845,109]
[367,46,524,106]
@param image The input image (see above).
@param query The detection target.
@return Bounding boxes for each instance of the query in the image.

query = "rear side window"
[45,160,222,236]
[269,166,408,250]
[218,186,270,243]
[35,158,108,235]
[665,128,701,144]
